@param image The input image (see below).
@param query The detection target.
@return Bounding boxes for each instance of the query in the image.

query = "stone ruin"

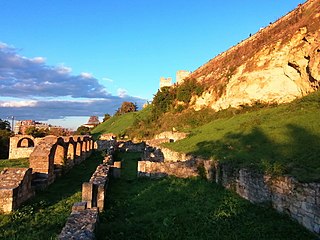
[0,168,34,213]
[138,138,320,235]
[59,146,117,240]
[0,134,97,213]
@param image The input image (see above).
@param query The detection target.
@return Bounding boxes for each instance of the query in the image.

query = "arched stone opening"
[53,144,66,167]
[17,138,34,148]
[66,143,75,168]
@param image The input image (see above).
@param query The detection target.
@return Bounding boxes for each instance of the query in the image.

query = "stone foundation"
[138,159,210,179]
[0,168,34,213]
[82,163,110,211]
[58,203,99,240]
[60,152,114,239]
[140,144,320,235]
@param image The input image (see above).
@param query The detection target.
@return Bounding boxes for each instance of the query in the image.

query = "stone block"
[72,201,87,212]
[82,182,93,209]
[97,185,106,211]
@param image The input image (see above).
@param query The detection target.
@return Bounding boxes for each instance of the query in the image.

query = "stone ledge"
[58,204,99,240]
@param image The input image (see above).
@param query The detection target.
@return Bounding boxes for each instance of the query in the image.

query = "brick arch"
[17,137,34,148]
[29,135,95,186]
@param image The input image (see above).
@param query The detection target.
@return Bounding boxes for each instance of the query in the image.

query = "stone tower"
[159,77,172,89]
[176,70,191,84]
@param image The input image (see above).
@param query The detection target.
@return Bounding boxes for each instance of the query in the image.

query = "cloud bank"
[0,43,146,122]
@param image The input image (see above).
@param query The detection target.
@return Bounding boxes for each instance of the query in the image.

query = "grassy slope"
[91,106,153,140]
[97,152,315,240]
[91,112,137,139]
[165,91,320,182]
[0,158,29,170]
[0,151,103,240]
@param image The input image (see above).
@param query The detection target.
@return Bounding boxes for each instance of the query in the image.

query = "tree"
[25,126,49,138]
[0,119,11,131]
[75,126,90,135]
[115,102,138,116]
[103,114,111,122]
[0,119,12,159]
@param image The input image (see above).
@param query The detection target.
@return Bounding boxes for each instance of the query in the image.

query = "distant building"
[159,77,172,89]
[14,119,71,136]
[176,70,191,84]
[82,116,100,129]
[159,70,191,90]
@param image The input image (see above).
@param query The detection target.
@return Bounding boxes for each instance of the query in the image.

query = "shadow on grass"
[97,152,316,240]
[0,151,103,240]
[190,124,320,182]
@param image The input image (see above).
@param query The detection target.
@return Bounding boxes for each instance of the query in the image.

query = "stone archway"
[53,144,66,167]
[9,135,36,159]
[17,137,34,148]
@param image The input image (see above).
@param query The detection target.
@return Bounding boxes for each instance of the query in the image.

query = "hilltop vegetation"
[92,89,320,182]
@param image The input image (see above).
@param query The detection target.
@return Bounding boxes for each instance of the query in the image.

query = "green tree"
[152,86,176,117]
[176,78,204,103]
[115,102,138,116]
[25,126,49,138]
[0,119,11,131]
[75,126,90,135]
[0,119,12,159]
[103,114,111,122]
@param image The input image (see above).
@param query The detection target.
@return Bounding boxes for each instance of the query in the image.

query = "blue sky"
[0,0,305,129]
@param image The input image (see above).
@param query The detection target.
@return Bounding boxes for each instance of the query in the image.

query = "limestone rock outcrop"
[190,0,320,111]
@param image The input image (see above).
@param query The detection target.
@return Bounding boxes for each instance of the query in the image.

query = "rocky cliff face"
[190,0,320,111]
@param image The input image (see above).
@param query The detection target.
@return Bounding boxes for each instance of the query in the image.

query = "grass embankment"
[0,151,103,240]
[97,152,315,240]
[91,112,138,139]
[0,158,29,170]
[165,91,320,182]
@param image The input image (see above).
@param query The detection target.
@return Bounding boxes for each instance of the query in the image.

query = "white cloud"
[0,100,37,107]
[0,44,108,98]
[102,77,114,83]
[31,57,46,63]
[117,88,128,98]
[0,42,148,121]
[80,72,93,78]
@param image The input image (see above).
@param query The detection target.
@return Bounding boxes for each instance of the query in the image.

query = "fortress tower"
[159,77,172,89]
[176,70,191,84]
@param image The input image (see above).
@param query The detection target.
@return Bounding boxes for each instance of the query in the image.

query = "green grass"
[91,112,138,139]
[0,158,29,170]
[0,151,103,240]
[165,91,320,182]
[91,106,154,140]
[97,152,316,240]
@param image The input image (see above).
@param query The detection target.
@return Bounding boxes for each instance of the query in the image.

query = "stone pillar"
[82,182,93,208]
[113,161,121,178]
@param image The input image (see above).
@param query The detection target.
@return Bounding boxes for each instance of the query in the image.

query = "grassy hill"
[164,91,320,182]
[91,105,154,140]
[92,90,320,182]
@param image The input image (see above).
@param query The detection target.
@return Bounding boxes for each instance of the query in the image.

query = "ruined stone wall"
[60,152,114,239]
[58,203,99,240]
[0,168,34,213]
[9,135,42,159]
[138,159,209,179]
[153,131,188,142]
[207,163,320,235]
[96,139,117,151]
[140,142,320,235]
[117,140,146,153]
